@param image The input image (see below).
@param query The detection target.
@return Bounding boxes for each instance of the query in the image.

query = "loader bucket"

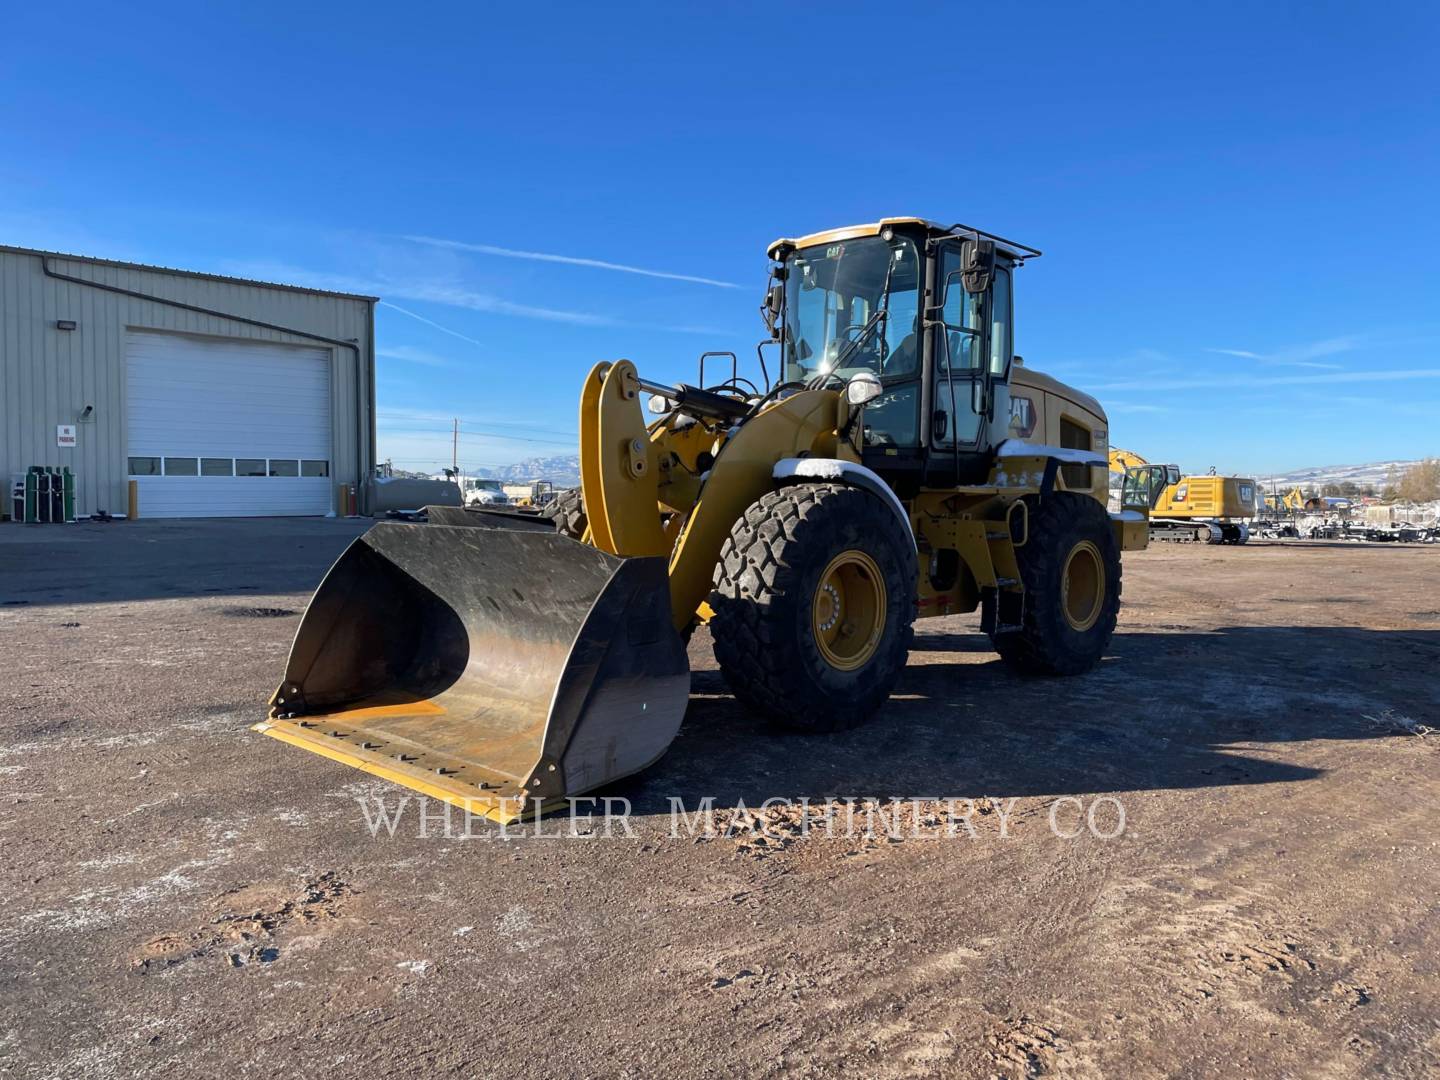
[254,520,690,823]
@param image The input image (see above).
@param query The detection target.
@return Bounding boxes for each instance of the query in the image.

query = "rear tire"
[709,483,917,732]
[990,492,1120,676]
[541,488,587,540]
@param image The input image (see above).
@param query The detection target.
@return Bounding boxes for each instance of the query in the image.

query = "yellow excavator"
[1255,486,1304,515]
[257,218,1151,822]
[1109,448,1256,543]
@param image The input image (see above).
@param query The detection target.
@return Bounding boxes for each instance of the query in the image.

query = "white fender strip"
[995,439,1108,467]
[773,458,916,549]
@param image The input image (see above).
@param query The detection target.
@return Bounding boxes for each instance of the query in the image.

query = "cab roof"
[767,217,1041,263]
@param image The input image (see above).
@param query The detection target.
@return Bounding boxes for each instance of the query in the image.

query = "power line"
[384,458,543,469]
[376,412,579,439]
[377,421,577,446]
[457,428,575,446]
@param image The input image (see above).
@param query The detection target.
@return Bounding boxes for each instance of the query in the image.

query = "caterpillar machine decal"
[257,217,1151,823]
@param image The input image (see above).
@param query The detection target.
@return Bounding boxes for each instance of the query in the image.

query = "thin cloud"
[1205,335,1364,370]
[221,259,727,334]
[377,345,454,368]
[386,279,615,325]
[1106,403,1172,414]
[379,300,484,348]
[392,279,733,335]
[1093,368,1440,393]
[404,234,742,289]
[219,259,618,326]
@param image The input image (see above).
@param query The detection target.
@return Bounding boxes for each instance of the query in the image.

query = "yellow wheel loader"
[256,217,1149,822]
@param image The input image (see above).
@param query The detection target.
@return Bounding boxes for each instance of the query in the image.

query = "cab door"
[922,242,1011,486]
[1122,465,1172,511]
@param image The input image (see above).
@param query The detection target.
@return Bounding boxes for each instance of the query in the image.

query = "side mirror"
[761,282,784,339]
[766,282,784,316]
[962,239,995,294]
[846,370,882,407]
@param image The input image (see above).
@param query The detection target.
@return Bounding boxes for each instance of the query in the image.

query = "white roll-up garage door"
[125,330,333,518]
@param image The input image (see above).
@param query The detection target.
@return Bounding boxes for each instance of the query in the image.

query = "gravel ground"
[1,520,1437,1078]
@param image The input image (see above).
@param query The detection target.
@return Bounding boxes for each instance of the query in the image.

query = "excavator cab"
[1122,464,1179,510]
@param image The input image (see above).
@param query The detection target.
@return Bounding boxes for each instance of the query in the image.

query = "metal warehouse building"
[1,246,375,519]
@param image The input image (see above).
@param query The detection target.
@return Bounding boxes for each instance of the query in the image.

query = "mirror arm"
[839,403,864,449]
[754,341,774,392]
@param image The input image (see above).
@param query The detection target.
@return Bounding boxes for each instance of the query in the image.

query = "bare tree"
[1397,458,1440,503]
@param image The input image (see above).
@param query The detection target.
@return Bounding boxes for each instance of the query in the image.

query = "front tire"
[990,492,1121,676]
[708,483,917,732]
[541,488,587,540]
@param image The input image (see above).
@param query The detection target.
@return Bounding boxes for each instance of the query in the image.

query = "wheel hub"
[1061,539,1105,632]
[816,582,842,631]
[811,550,886,671]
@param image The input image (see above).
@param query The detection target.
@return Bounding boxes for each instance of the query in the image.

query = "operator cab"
[1121,464,1181,511]
[768,218,1035,496]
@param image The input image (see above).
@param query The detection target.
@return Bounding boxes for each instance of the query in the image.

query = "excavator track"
[1148,519,1249,544]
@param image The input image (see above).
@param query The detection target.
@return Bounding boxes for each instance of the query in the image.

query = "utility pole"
[452,418,459,477]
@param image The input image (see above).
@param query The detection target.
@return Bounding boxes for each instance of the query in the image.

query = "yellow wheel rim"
[812,550,886,671]
[1061,539,1105,632]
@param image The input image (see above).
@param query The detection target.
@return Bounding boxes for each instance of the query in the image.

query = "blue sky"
[3,1,1437,476]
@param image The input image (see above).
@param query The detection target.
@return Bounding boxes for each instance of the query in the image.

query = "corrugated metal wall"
[0,247,375,518]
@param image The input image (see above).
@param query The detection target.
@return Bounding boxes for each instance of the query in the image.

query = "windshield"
[782,236,921,384]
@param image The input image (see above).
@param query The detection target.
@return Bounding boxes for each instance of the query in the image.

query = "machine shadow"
[618,624,1439,814]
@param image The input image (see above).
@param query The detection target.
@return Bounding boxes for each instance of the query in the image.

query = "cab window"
[932,247,987,449]
[1059,416,1093,490]
[783,235,923,448]
[989,268,1012,376]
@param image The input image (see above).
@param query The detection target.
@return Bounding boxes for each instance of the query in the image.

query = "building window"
[268,459,300,477]
[236,458,267,477]
[301,460,330,477]
[128,457,161,476]
[201,458,234,477]
[164,457,199,476]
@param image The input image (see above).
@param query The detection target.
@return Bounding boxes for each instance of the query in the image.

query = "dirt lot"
[2,519,1437,1078]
